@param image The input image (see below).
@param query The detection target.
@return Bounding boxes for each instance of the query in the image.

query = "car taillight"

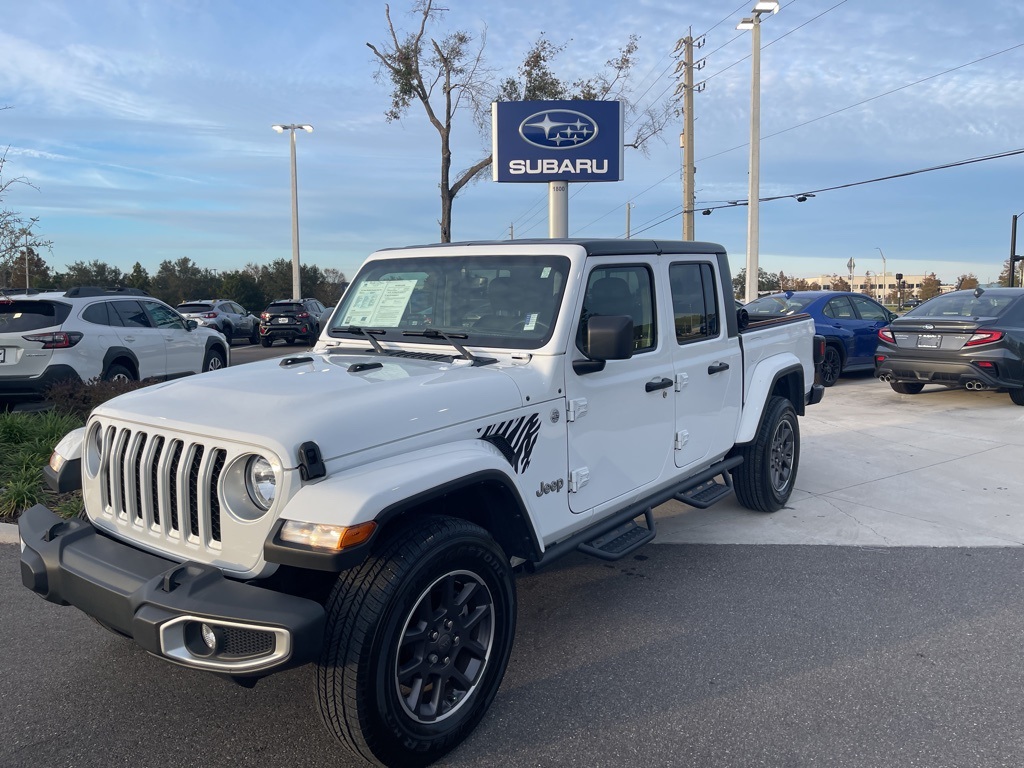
[965,329,1003,347]
[22,331,84,349]
[878,327,895,343]
[201,312,217,319]
[297,312,310,319]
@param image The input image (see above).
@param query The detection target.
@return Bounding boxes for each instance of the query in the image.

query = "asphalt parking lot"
[5,374,1024,768]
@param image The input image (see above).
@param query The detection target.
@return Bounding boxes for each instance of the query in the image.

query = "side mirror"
[186,319,198,330]
[574,315,633,374]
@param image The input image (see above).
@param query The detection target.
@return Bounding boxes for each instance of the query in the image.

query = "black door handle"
[707,362,730,374]
[645,377,674,392]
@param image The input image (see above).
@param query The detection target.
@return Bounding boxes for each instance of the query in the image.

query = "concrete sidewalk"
[4,374,1022,548]
[654,372,1024,547]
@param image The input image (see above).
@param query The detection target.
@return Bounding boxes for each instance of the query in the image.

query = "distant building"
[793,273,950,302]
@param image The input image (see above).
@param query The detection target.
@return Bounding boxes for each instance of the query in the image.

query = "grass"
[0,409,85,521]
[0,376,156,522]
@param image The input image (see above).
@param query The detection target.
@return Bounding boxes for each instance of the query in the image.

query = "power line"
[628,146,1024,237]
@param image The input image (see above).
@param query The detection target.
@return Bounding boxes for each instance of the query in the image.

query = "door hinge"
[675,372,689,391]
[566,398,588,423]
[674,430,689,450]
[568,467,590,493]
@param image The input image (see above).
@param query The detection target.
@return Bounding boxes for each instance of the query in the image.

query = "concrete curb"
[1,522,20,545]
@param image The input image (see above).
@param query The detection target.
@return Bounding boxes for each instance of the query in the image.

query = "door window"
[578,265,656,352]
[669,263,719,344]
[144,301,188,331]
[823,296,855,319]
[850,295,888,321]
[110,300,151,328]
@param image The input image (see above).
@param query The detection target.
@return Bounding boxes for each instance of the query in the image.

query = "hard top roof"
[375,238,726,257]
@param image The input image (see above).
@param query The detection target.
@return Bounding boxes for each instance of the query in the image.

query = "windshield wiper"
[403,328,496,366]
[334,325,387,354]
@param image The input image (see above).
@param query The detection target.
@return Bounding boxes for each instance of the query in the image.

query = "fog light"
[201,623,219,651]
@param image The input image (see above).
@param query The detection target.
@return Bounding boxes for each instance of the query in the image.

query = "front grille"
[99,425,227,550]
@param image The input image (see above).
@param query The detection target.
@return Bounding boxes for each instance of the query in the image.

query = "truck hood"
[94,351,525,464]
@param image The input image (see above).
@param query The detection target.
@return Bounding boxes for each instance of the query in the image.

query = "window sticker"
[340,280,417,327]
[523,313,538,331]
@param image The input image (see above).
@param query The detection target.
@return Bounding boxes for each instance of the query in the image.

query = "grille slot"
[99,427,226,550]
[221,627,275,658]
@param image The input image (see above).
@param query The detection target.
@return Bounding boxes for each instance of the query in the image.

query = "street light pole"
[272,124,313,300]
[1010,211,1024,288]
[737,1,779,304]
[876,247,886,304]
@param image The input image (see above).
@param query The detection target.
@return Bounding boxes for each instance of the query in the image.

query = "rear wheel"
[102,363,135,384]
[316,516,516,768]
[890,382,924,395]
[733,396,800,513]
[819,345,842,387]
[222,324,233,344]
[1009,388,1024,406]
[249,325,259,345]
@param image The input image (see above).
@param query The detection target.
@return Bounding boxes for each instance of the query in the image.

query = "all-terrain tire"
[733,395,800,513]
[316,516,516,768]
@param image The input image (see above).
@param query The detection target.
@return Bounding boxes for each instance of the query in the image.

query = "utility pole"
[509,222,514,240]
[674,29,704,241]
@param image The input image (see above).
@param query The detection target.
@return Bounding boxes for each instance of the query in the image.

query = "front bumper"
[18,505,325,677]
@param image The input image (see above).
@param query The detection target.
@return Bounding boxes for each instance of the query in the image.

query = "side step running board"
[576,508,656,561]
[675,474,734,509]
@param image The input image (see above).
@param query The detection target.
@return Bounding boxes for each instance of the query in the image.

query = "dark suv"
[258,298,327,347]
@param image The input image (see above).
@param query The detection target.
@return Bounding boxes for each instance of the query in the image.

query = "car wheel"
[890,382,924,395]
[203,349,226,372]
[287,335,297,345]
[222,324,234,344]
[819,345,842,387]
[733,395,800,513]
[249,325,259,345]
[102,363,136,384]
[316,516,516,768]
[260,336,273,348]
[1010,388,1024,406]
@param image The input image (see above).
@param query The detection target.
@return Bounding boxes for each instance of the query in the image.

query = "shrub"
[0,409,84,521]
[45,376,153,419]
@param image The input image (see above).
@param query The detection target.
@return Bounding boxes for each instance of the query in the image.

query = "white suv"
[0,287,230,405]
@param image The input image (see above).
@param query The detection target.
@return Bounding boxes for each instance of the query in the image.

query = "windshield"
[744,294,815,317]
[904,291,1015,319]
[329,254,571,349]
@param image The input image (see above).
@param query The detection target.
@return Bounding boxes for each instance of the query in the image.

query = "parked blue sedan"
[744,291,898,386]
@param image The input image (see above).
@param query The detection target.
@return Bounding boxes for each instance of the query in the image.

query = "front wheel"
[1009,387,1024,406]
[733,395,800,513]
[890,382,924,395]
[202,348,226,372]
[316,516,517,768]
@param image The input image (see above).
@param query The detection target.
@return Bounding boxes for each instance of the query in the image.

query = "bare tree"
[367,1,494,243]
[1,116,53,283]
[368,5,672,242]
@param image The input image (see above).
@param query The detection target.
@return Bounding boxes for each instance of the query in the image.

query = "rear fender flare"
[102,346,140,378]
[735,356,804,444]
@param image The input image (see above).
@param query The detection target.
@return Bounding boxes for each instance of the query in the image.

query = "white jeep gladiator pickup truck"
[20,239,824,767]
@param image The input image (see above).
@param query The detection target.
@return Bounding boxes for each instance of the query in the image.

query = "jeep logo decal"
[536,478,564,497]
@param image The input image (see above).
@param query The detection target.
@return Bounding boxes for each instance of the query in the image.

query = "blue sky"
[3,0,1023,285]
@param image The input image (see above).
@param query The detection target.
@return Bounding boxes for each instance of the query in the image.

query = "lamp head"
[271,125,285,133]
[736,17,754,29]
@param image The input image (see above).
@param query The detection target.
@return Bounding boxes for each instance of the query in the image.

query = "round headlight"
[245,456,277,510]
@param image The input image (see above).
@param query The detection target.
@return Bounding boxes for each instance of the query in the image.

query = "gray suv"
[176,300,259,345]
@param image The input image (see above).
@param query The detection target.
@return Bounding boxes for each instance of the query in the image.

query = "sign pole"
[549,181,568,238]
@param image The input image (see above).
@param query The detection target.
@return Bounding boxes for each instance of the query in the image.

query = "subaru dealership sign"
[492,100,624,183]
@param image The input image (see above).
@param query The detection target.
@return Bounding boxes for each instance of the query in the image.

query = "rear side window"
[0,300,72,332]
[670,263,720,344]
[82,301,116,326]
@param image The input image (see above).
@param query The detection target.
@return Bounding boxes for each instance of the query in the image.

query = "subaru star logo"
[519,110,599,150]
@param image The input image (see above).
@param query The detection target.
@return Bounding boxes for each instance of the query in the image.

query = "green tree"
[53,259,125,289]
[732,267,780,298]
[998,257,1022,287]
[123,262,151,292]
[219,269,266,313]
[150,257,221,305]
[919,272,942,299]
[829,275,851,292]
[954,273,979,290]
